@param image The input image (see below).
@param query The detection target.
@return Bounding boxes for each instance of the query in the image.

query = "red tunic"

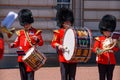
[51,28,75,63]
[13,27,43,72]
[92,36,119,64]
[0,38,4,59]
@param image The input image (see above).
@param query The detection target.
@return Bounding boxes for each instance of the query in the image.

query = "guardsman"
[10,9,43,80]
[93,14,119,80]
[51,7,77,80]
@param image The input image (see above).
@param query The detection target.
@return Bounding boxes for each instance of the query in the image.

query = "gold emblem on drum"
[83,49,88,56]
[76,49,88,56]
[76,49,82,56]
[77,30,88,37]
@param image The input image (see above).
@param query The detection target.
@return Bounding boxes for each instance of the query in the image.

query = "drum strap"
[24,30,33,46]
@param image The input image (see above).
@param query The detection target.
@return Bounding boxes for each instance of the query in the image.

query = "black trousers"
[98,63,115,80]
[60,62,77,80]
[19,62,34,80]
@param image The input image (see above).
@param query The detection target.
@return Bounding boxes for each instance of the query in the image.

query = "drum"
[22,47,47,71]
[63,27,92,62]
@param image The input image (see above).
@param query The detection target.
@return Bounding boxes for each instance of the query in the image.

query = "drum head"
[63,28,75,61]
[22,47,34,60]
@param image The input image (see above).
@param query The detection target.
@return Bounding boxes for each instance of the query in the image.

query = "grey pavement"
[0,65,120,80]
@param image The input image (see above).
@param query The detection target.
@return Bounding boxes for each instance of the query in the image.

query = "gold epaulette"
[53,30,59,33]
[16,29,25,36]
[15,30,21,36]
[36,30,42,35]
[95,37,100,41]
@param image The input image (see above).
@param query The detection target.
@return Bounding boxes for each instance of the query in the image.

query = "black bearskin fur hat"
[18,9,34,26]
[99,14,116,34]
[56,7,74,28]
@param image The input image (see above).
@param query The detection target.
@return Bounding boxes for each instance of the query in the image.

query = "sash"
[24,30,33,46]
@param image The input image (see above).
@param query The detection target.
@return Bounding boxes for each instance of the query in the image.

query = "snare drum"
[63,27,92,62]
[22,47,47,71]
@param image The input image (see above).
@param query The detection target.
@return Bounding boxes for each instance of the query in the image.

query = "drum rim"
[22,47,35,60]
[63,27,76,61]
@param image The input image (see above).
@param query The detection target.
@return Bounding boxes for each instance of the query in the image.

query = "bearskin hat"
[18,9,34,26]
[99,14,116,34]
[56,7,74,28]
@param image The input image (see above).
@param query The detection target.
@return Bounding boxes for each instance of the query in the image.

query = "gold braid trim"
[53,30,59,33]
[35,30,42,35]
[16,29,25,36]
[16,30,20,36]
[24,30,33,46]
[95,37,100,41]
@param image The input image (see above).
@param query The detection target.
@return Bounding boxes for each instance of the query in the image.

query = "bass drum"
[63,27,92,62]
